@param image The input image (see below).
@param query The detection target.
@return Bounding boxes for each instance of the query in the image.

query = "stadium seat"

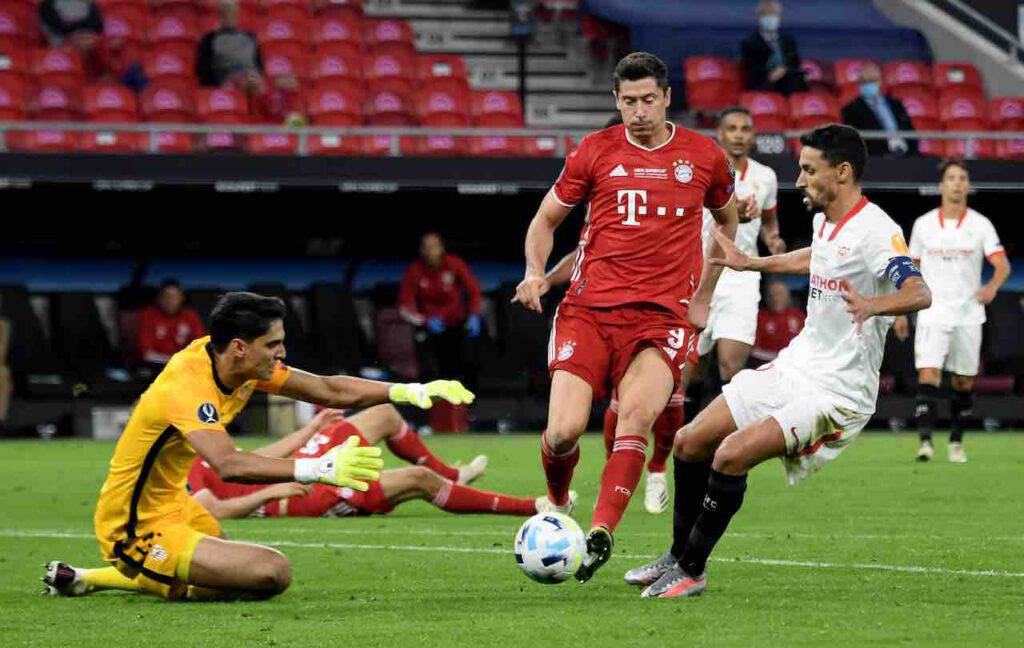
[14,130,81,153]
[150,13,200,59]
[470,90,523,126]
[418,54,469,90]
[789,92,839,129]
[264,1,312,25]
[141,82,194,122]
[30,84,81,121]
[364,89,415,126]
[0,76,25,120]
[739,91,789,132]
[364,50,417,95]
[143,50,195,86]
[150,130,193,152]
[468,135,524,157]
[881,60,932,95]
[0,49,30,83]
[834,58,875,106]
[196,87,249,150]
[311,44,363,87]
[79,130,146,153]
[314,0,364,19]
[942,126,994,160]
[522,135,563,158]
[890,87,939,130]
[933,61,984,94]
[84,83,138,122]
[0,6,35,50]
[362,133,397,156]
[799,58,833,94]
[308,82,362,123]
[993,138,1024,160]
[312,12,362,49]
[31,47,85,92]
[307,132,363,155]
[939,88,986,126]
[249,132,299,154]
[263,42,309,83]
[916,125,946,158]
[416,86,470,125]
[683,56,740,113]
[102,3,149,52]
[150,0,204,21]
[402,131,469,157]
[259,15,311,48]
[988,97,1024,130]
[364,18,416,56]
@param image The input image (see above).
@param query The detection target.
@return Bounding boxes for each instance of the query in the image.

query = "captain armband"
[885,256,921,289]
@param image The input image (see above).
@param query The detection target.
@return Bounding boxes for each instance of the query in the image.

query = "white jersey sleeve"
[980,216,1004,258]
[862,219,911,283]
[908,216,924,261]
[761,166,778,215]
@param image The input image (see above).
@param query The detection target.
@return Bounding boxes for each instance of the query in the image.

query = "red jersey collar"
[938,206,967,229]
[817,196,869,241]
[624,121,676,152]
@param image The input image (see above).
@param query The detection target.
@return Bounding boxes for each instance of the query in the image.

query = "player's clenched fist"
[293,436,383,491]
[389,380,475,409]
[512,274,549,312]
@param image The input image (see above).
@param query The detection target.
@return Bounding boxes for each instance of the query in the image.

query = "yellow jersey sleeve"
[162,382,229,436]
[255,361,291,395]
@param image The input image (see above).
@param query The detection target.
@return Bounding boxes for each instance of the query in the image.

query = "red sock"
[603,399,618,459]
[647,396,683,473]
[386,422,459,481]
[540,434,579,506]
[592,435,648,532]
[432,481,537,516]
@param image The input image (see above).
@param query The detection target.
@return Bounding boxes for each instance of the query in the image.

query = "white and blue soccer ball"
[513,512,586,584]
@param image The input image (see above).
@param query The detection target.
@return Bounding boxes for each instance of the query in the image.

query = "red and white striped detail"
[611,437,648,457]
[540,434,578,459]
[667,393,685,408]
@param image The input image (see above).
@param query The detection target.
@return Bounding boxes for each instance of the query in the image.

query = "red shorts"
[548,302,698,400]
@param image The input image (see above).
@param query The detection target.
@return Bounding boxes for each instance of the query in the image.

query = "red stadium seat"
[307,82,363,124]
[943,128,994,160]
[364,89,415,126]
[362,133,397,156]
[259,15,310,48]
[13,130,81,152]
[469,135,523,157]
[263,43,309,82]
[364,18,415,56]
[0,49,30,83]
[739,91,789,131]
[196,87,249,122]
[365,50,416,94]
[917,133,945,158]
[416,85,469,125]
[150,0,204,21]
[994,138,1024,160]
[881,60,932,94]
[150,14,199,59]
[799,58,833,94]
[143,49,195,85]
[933,61,984,94]
[789,92,839,129]
[263,1,311,24]
[313,0,364,18]
[470,90,522,126]
[141,83,194,122]
[79,130,146,152]
[312,12,362,48]
[311,44,363,86]
[307,132,362,155]
[103,4,149,52]
[249,132,298,154]
[834,58,876,106]
[890,87,939,130]
[0,76,25,120]
[683,56,740,113]
[151,130,193,152]
[84,83,138,122]
[988,97,1024,130]
[418,54,468,88]
[402,130,469,157]
[0,6,35,50]
[32,47,85,92]
[939,88,985,126]
[30,84,81,120]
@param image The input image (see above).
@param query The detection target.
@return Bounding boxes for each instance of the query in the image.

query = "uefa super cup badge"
[672,159,694,184]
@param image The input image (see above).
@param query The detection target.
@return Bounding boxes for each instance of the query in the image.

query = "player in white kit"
[893,160,1011,463]
[625,125,932,599]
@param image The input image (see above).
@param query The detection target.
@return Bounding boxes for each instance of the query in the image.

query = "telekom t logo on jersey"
[616,189,686,226]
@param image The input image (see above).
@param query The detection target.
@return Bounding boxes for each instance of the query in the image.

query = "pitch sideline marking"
[4,529,1023,579]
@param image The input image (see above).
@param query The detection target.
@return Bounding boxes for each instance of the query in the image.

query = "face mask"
[860,82,881,99]
[759,14,780,32]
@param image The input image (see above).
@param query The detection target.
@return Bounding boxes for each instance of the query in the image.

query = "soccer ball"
[513,512,586,584]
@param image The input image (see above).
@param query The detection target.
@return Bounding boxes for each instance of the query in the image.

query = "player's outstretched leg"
[948,375,974,463]
[645,413,785,599]
[381,467,566,516]
[43,562,144,596]
[540,371,592,512]
[644,394,682,515]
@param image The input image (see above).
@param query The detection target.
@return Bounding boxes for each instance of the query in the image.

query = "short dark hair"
[938,158,968,180]
[799,124,868,181]
[209,292,286,352]
[717,106,752,127]
[613,52,669,92]
[159,278,182,292]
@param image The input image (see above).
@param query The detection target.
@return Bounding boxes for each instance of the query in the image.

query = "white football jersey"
[702,156,778,296]
[775,199,907,414]
[908,208,1003,326]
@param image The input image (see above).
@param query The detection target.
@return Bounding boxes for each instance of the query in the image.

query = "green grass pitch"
[1,432,1023,646]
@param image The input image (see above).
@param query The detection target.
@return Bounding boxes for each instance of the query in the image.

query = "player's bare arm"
[545,249,578,289]
[253,408,346,458]
[515,191,573,312]
[709,224,811,275]
[689,196,740,329]
[189,428,322,483]
[977,252,1011,305]
[759,210,786,254]
[843,276,932,330]
[193,483,312,520]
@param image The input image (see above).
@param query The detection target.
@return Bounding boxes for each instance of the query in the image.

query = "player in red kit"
[188,405,568,520]
[514,52,740,582]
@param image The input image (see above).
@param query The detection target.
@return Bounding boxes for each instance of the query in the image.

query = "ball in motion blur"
[513,512,586,584]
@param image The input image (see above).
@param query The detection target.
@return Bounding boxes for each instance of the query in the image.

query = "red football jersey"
[753,306,806,361]
[552,123,735,320]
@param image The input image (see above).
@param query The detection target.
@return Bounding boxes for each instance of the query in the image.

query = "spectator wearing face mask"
[841,63,916,157]
[740,0,807,96]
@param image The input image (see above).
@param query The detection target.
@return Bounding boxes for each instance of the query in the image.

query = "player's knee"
[545,420,585,450]
[253,552,291,595]
[616,401,660,436]
[719,358,743,382]
[712,434,751,474]
[951,376,974,392]
[673,424,711,461]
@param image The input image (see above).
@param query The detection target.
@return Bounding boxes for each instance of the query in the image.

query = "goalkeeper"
[49,292,473,602]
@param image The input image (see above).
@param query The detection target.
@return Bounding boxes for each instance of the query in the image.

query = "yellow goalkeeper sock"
[82,566,144,592]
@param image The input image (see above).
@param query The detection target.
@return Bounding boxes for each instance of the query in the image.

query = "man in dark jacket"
[740,1,807,96]
[841,63,917,157]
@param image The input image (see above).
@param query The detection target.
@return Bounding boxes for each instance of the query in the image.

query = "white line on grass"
[5,529,1024,579]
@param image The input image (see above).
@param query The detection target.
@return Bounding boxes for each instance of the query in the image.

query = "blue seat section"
[144,258,350,290]
[351,260,523,292]
[582,0,929,90]
[0,258,135,291]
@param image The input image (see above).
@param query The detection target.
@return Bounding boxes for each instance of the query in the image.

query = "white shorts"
[914,323,982,376]
[721,363,871,484]
[697,285,759,356]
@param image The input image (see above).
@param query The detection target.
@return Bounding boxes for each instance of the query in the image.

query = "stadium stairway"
[368,0,614,127]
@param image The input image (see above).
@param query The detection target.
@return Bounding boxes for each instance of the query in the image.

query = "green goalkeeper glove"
[293,436,384,491]
[388,380,476,410]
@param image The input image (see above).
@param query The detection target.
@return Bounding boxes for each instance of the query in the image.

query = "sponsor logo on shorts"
[151,544,168,563]
[557,340,576,362]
